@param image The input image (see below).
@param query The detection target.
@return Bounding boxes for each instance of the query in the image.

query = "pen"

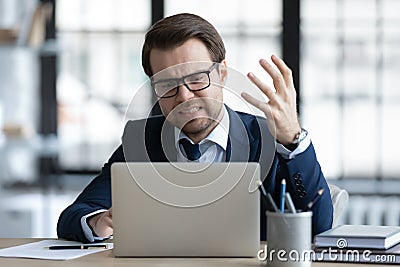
[257,181,279,212]
[280,179,286,213]
[47,244,108,250]
[285,192,297,213]
[304,188,324,211]
[266,193,279,212]
[257,181,269,207]
[258,180,267,196]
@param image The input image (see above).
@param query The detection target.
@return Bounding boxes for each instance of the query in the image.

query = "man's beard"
[181,117,218,135]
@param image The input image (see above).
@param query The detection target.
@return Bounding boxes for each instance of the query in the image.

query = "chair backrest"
[328,184,349,227]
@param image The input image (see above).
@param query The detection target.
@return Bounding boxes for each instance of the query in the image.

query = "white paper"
[0,240,113,260]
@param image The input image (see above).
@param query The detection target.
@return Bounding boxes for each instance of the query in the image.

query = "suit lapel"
[123,116,177,162]
[226,107,252,162]
[254,116,276,180]
[158,119,177,162]
[226,107,276,181]
[144,116,177,162]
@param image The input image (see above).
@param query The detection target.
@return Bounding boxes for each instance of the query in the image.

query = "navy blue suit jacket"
[57,107,333,242]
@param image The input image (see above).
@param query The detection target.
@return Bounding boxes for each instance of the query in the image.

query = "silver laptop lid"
[111,162,260,257]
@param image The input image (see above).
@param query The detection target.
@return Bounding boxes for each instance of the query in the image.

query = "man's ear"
[218,60,228,85]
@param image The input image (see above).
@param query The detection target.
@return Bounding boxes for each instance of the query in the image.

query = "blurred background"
[0,0,399,238]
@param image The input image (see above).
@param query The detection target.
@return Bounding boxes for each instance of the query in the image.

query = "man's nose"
[175,84,195,102]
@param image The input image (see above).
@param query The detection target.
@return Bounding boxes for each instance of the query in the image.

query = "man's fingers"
[97,213,113,238]
[271,55,294,88]
[103,226,114,238]
[241,92,271,116]
[258,59,287,95]
[242,92,276,138]
[105,222,113,231]
[103,214,113,228]
[99,226,113,238]
[247,72,277,102]
[101,209,113,229]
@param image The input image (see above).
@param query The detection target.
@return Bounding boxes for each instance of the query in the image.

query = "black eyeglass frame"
[151,63,218,98]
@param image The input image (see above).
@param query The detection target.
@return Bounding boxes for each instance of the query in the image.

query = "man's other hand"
[88,208,113,238]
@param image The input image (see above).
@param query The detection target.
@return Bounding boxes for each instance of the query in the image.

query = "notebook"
[314,225,400,250]
[313,242,400,264]
[111,162,260,257]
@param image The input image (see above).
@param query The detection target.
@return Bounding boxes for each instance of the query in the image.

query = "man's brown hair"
[142,13,226,77]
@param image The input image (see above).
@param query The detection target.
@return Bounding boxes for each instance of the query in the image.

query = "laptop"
[111,162,260,257]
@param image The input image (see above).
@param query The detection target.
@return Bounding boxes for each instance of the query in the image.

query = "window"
[301,0,400,179]
[166,0,282,77]
[165,0,282,114]
[56,0,151,170]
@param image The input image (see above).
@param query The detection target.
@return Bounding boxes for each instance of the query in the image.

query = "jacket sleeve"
[57,145,125,242]
[261,142,333,240]
[276,142,333,237]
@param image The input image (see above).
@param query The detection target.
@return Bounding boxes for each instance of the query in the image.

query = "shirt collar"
[174,105,230,151]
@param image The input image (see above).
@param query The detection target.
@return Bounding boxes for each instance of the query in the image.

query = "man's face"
[149,38,227,141]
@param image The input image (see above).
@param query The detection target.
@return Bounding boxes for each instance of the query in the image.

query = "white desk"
[0,239,385,267]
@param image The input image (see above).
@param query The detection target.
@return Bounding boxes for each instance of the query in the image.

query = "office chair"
[328,184,349,227]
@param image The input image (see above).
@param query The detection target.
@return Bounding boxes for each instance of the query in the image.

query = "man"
[57,13,333,243]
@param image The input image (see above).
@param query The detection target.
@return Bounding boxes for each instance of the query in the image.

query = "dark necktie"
[179,139,201,161]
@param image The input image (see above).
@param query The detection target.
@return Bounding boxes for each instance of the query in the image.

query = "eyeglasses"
[152,63,218,98]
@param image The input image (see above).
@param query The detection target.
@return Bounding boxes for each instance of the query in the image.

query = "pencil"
[258,181,279,212]
[285,192,297,213]
[304,188,324,211]
[266,193,279,212]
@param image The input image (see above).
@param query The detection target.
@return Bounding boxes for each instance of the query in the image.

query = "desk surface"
[0,239,386,267]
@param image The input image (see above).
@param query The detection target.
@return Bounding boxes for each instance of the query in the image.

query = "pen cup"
[266,211,312,267]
